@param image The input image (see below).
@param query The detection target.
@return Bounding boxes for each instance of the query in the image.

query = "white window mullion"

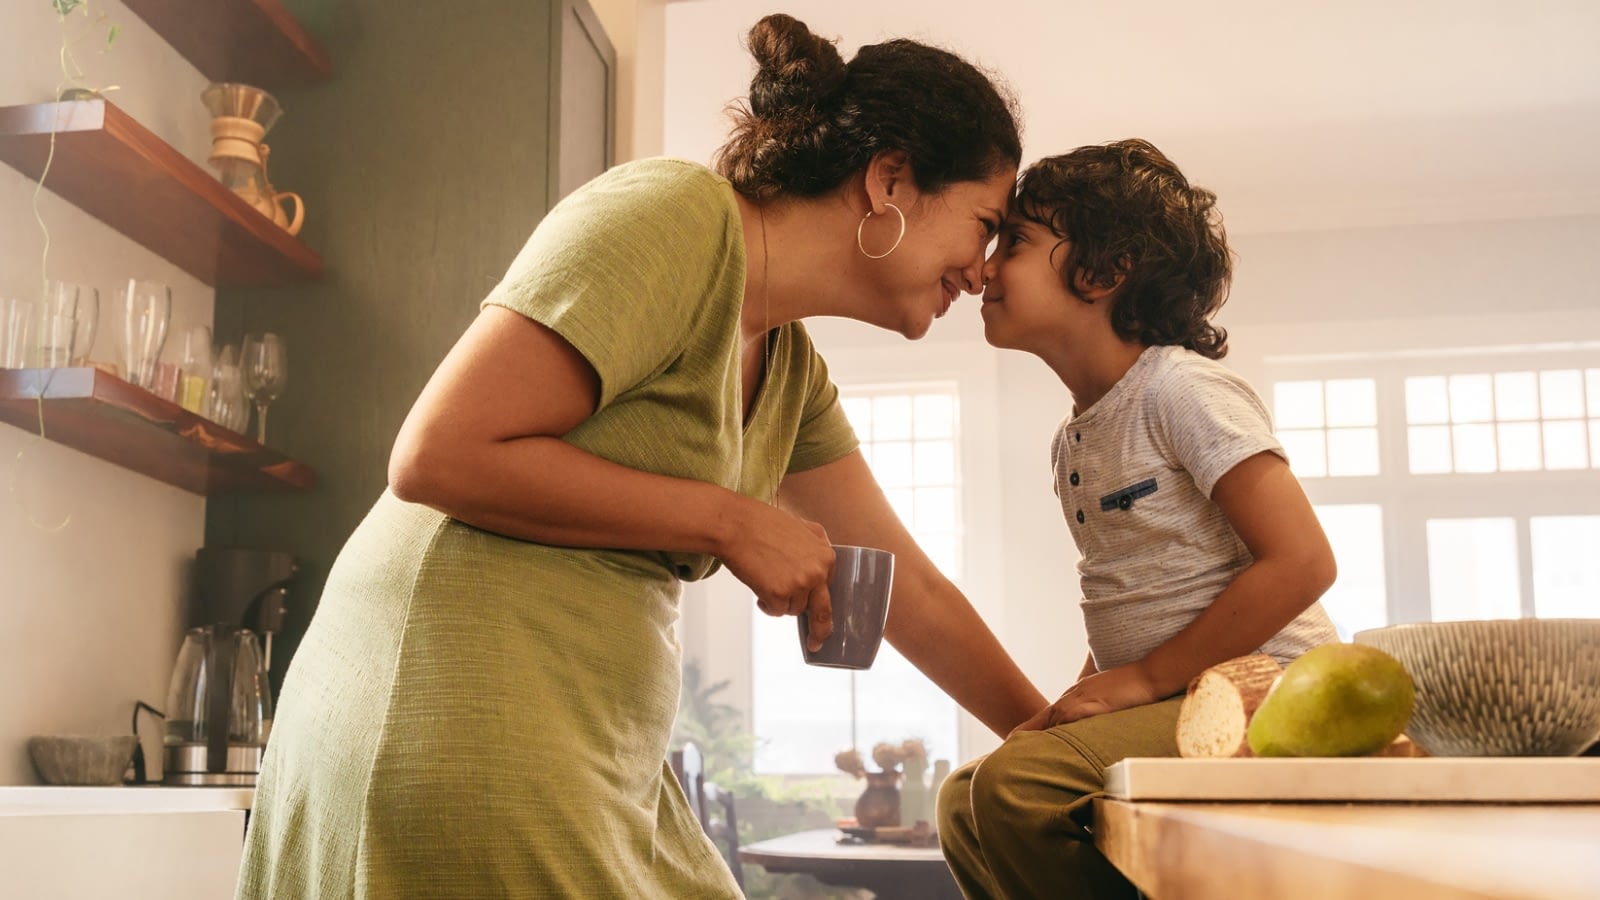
[1516,516,1538,618]
[1375,370,1418,626]
[1385,499,1430,624]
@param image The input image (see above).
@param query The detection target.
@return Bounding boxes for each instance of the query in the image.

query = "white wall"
[1227,214,1600,327]
[1224,213,1600,385]
[655,0,1600,237]
[587,0,666,161]
[0,0,218,784]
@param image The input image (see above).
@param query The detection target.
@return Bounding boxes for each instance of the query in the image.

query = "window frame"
[1264,344,1600,626]
[677,339,1008,778]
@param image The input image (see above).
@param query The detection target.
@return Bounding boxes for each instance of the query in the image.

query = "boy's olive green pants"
[937,696,1184,899]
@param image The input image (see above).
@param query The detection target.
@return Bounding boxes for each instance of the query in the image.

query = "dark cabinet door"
[549,0,616,205]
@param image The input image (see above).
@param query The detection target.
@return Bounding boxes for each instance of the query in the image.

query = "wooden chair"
[669,742,743,889]
[709,783,745,889]
[670,742,710,832]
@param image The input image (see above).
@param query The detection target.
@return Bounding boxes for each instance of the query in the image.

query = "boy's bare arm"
[1138,451,1336,696]
[1015,451,1334,730]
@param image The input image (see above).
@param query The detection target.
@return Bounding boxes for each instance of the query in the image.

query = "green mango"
[1247,643,1415,757]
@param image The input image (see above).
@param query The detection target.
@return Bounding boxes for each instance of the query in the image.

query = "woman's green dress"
[236,159,859,898]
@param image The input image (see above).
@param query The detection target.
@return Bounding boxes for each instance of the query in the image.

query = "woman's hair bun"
[746,13,847,119]
[715,14,1020,200]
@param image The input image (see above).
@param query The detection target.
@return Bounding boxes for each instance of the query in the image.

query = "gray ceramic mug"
[798,545,895,669]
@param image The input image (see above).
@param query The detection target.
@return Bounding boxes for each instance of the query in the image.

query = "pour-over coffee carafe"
[201,82,305,234]
[163,547,297,786]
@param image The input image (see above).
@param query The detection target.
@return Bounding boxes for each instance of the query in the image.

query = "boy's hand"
[1010,663,1162,734]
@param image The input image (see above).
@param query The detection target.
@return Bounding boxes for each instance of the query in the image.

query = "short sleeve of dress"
[481,160,741,410]
[1150,357,1287,498]
[785,326,860,474]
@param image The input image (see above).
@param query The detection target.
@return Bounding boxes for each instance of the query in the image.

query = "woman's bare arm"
[779,450,1047,737]
[389,306,836,626]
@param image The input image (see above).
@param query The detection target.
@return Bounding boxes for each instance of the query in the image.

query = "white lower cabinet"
[0,789,251,900]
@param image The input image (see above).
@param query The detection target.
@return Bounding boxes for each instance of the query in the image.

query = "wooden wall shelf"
[0,368,315,495]
[123,0,332,87]
[0,100,324,287]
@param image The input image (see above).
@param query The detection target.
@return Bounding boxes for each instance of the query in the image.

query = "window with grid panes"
[1404,368,1600,474]
[750,384,962,775]
[1269,351,1600,633]
[1274,378,1382,478]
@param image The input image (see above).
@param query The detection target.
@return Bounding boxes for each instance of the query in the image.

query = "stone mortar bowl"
[27,735,138,786]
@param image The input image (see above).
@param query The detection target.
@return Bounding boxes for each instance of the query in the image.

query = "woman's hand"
[1010,663,1163,734]
[716,499,837,651]
[778,450,1049,736]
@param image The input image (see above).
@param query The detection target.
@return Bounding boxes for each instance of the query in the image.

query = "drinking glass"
[118,280,172,389]
[63,283,99,367]
[241,332,286,445]
[178,325,213,415]
[0,298,32,368]
[34,281,94,368]
[151,359,182,403]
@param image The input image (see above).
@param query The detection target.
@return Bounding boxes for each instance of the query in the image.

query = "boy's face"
[979,217,1089,354]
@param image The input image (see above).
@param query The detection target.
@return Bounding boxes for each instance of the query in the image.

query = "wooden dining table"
[1093,799,1600,899]
[737,828,962,899]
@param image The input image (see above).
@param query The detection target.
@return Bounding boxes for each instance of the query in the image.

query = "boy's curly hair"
[1014,139,1232,359]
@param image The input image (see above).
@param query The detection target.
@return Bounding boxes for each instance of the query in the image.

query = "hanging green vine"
[9,0,124,532]
[52,0,121,99]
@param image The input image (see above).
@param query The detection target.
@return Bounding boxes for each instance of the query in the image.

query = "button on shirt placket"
[1072,431,1085,525]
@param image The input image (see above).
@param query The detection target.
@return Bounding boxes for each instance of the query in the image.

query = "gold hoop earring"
[856,202,906,259]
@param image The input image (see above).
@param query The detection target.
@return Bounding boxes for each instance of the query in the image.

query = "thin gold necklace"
[759,204,779,506]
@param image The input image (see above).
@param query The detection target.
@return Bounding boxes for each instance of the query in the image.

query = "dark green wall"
[208,1,559,687]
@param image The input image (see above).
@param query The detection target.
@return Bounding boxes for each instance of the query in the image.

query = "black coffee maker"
[162,547,298,786]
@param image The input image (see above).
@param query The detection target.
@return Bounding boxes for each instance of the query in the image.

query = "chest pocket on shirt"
[1100,478,1158,512]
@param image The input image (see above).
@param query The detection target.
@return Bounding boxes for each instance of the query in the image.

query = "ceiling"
[662,0,1600,235]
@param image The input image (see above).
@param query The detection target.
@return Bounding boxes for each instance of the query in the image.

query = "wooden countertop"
[1094,799,1600,900]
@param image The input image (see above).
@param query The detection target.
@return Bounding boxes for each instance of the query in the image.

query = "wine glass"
[241,332,287,445]
[209,344,249,433]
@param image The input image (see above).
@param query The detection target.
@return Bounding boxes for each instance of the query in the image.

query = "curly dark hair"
[1014,139,1233,359]
[714,14,1021,200]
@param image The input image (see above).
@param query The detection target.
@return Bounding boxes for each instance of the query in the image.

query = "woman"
[238,14,1046,899]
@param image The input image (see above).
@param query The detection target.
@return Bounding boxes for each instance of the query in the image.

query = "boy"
[938,139,1339,899]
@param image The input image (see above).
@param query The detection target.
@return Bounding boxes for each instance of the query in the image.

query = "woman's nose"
[959,258,984,294]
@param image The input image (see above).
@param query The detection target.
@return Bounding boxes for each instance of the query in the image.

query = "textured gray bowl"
[1355,619,1600,756]
[27,735,137,786]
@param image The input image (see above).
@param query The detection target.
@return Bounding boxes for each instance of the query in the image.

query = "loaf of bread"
[1175,654,1283,758]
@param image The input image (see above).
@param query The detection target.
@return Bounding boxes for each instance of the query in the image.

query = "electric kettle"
[162,625,273,785]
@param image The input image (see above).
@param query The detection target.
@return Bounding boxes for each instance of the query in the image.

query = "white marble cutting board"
[1105,757,1600,802]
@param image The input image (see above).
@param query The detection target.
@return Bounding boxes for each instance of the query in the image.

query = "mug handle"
[275,191,305,235]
